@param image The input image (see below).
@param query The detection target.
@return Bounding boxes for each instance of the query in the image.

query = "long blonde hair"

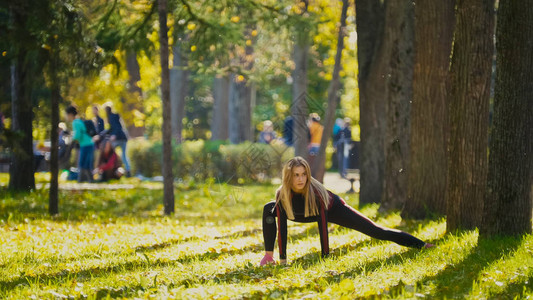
[275,156,330,219]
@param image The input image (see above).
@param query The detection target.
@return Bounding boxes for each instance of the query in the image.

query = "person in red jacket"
[260,156,434,265]
[94,139,123,182]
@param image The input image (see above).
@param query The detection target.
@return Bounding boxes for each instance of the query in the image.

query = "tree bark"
[380,0,415,212]
[313,0,348,182]
[49,47,60,216]
[228,76,253,143]
[402,0,454,219]
[9,52,35,191]
[291,0,310,158]
[228,74,240,144]
[445,0,494,232]
[170,43,188,143]
[125,50,145,138]
[480,0,533,237]
[158,0,175,215]
[356,0,386,205]
[211,75,230,141]
[229,35,254,144]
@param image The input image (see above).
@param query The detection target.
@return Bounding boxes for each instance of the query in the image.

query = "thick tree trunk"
[402,0,454,219]
[313,0,348,182]
[49,49,60,216]
[9,53,35,191]
[291,44,309,158]
[445,0,494,232]
[380,0,415,212]
[291,42,310,158]
[170,44,188,143]
[125,50,145,138]
[356,0,386,205]
[158,0,175,215]
[211,75,230,141]
[480,0,533,237]
[291,0,310,158]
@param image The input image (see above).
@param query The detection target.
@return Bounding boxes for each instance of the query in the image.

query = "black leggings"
[263,196,426,258]
[326,197,426,248]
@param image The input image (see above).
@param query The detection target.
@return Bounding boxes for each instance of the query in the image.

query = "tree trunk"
[228,76,253,144]
[380,0,415,212]
[228,35,255,144]
[9,52,35,191]
[158,0,175,215]
[211,75,230,141]
[313,0,348,182]
[170,44,188,143]
[125,50,145,138]
[356,0,386,205]
[228,74,239,144]
[402,0,454,219]
[291,0,310,158]
[445,0,494,232]
[480,0,533,237]
[49,48,60,216]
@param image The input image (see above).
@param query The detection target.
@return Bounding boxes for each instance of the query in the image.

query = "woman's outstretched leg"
[328,197,428,248]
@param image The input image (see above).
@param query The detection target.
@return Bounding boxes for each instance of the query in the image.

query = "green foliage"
[24,0,361,145]
[0,183,532,299]
[128,139,294,182]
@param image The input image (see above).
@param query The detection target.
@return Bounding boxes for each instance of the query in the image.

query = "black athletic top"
[275,190,336,259]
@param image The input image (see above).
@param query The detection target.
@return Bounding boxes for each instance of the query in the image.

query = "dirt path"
[323,171,360,194]
[18,172,360,193]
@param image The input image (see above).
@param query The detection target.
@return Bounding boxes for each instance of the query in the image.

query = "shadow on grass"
[233,232,449,298]
[0,225,318,292]
[0,187,166,222]
[373,233,525,299]
[0,187,268,224]
[91,235,448,300]
[416,235,525,299]
[177,218,445,289]
[490,273,533,299]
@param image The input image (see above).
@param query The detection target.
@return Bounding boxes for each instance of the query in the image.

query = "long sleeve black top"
[275,191,334,259]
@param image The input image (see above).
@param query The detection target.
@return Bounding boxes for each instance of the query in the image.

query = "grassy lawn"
[0,174,532,299]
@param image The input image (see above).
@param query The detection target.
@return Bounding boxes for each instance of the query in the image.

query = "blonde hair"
[275,156,330,219]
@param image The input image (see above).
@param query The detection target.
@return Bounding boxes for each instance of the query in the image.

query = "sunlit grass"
[0,176,532,299]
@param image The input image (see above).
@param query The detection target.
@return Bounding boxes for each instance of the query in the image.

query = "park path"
[25,172,360,193]
[323,171,360,194]
[33,182,162,190]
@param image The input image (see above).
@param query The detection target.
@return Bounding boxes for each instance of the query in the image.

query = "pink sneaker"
[424,243,435,249]
[260,254,277,266]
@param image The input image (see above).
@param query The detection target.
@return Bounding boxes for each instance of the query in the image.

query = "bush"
[128,138,162,178]
[128,138,294,183]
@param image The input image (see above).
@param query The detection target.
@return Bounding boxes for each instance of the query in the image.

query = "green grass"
[0,174,532,299]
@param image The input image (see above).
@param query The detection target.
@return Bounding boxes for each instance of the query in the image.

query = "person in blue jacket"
[104,105,131,177]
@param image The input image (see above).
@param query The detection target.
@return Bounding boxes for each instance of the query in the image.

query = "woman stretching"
[260,156,433,265]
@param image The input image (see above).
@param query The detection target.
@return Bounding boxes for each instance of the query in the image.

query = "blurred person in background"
[104,104,131,177]
[335,118,352,178]
[94,139,123,182]
[259,120,277,144]
[307,113,323,168]
[66,105,94,182]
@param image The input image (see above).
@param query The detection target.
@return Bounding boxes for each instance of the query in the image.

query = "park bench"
[343,140,360,194]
